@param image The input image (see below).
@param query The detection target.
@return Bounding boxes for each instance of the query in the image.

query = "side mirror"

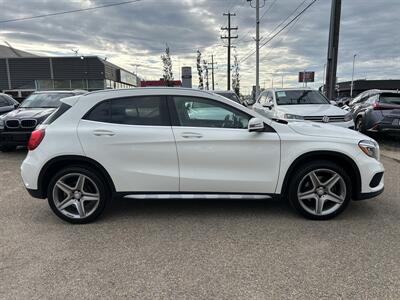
[330,100,337,106]
[248,117,265,132]
[14,103,20,109]
[263,102,274,110]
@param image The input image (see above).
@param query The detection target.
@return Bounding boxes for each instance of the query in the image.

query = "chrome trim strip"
[124,194,272,200]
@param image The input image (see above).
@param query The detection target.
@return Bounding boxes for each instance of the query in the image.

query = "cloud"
[0,0,399,92]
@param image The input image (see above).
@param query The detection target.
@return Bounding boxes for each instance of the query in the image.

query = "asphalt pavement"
[1,150,400,299]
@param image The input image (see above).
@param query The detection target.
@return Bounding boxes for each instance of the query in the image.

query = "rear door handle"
[93,129,115,136]
[181,132,203,139]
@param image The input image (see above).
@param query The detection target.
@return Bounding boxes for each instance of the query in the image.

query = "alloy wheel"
[52,173,100,219]
[297,169,347,216]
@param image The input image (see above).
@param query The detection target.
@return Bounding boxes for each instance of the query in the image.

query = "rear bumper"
[368,118,400,134]
[0,131,32,146]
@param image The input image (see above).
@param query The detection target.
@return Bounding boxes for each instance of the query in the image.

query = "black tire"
[0,145,17,152]
[288,160,352,220]
[47,166,109,224]
[356,117,365,134]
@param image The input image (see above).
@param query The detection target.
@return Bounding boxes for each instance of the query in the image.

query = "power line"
[0,0,143,24]
[237,0,306,47]
[239,0,318,63]
[259,0,278,21]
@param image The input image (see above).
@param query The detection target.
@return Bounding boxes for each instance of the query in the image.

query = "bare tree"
[232,54,240,96]
[161,44,174,86]
[196,50,204,90]
[203,59,209,90]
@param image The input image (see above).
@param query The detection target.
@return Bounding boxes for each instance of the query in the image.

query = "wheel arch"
[280,151,361,199]
[37,155,116,199]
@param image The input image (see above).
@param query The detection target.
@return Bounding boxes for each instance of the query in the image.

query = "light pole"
[350,54,357,98]
[322,63,327,95]
[247,0,266,99]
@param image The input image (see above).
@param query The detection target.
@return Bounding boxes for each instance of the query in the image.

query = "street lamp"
[350,54,357,98]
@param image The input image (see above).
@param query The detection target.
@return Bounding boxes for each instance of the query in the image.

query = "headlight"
[284,114,304,120]
[359,140,380,160]
[344,112,353,122]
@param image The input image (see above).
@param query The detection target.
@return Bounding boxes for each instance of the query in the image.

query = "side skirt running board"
[123,194,273,200]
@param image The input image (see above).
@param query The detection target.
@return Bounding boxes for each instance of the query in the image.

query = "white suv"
[21,88,384,223]
[253,88,355,128]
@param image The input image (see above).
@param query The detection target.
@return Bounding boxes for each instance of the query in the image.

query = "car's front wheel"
[47,166,108,224]
[288,161,351,220]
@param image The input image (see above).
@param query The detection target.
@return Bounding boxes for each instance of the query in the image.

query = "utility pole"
[325,0,342,100]
[350,54,357,98]
[221,12,238,90]
[247,0,265,99]
[208,55,217,90]
[322,63,327,95]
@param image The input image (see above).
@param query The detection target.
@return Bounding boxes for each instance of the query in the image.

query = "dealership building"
[0,45,138,100]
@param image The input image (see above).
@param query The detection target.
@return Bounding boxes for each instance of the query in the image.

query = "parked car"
[213,90,244,105]
[0,93,19,116]
[21,88,384,223]
[335,97,352,108]
[349,89,400,135]
[0,90,86,152]
[253,88,354,129]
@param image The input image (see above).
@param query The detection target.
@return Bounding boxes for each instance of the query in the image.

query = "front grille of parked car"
[5,120,20,128]
[5,119,37,129]
[21,119,37,128]
[303,115,345,123]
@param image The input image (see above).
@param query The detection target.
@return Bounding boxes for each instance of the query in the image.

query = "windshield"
[20,93,74,108]
[275,90,330,105]
[216,92,241,103]
[380,93,400,105]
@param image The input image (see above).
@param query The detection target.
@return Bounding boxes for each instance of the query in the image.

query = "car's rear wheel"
[47,166,108,224]
[288,161,351,220]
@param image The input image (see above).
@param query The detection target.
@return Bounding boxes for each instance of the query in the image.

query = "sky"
[0,0,399,94]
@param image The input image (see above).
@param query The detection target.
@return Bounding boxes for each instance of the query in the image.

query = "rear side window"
[84,96,169,126]
[380,93,400,105]
[42,103,72,125]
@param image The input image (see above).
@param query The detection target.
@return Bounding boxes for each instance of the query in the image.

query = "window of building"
[88,80,105,90]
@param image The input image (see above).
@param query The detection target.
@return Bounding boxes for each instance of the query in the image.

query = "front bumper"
[0,131,32,147]
[355,187,384,201]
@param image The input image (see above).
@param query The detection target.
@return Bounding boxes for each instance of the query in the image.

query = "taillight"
[28,129,45,151]
[372,102,382,110]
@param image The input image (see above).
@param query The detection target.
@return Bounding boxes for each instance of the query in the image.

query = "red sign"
[299,71,315,83]
[140,80,182,87]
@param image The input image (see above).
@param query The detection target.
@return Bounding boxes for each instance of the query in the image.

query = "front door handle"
[93,129,115,136]
[181,132,203,139]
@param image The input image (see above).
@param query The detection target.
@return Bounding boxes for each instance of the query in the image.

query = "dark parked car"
[349,89,400,135]
[213,90,245,105]
[0,93,19,116]
[0,90,86,152]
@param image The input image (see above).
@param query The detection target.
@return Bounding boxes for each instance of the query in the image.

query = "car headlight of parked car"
[359,140,380,160]
[344,112,353,122]
[284,114,304,120]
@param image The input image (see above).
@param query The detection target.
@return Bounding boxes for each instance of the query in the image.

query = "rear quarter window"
[42,103,72,125]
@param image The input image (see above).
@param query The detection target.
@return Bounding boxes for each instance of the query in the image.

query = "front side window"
[0,96,9,107]
[173,96,250,129]
[275,90,330,105]
[84,96,168,126]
